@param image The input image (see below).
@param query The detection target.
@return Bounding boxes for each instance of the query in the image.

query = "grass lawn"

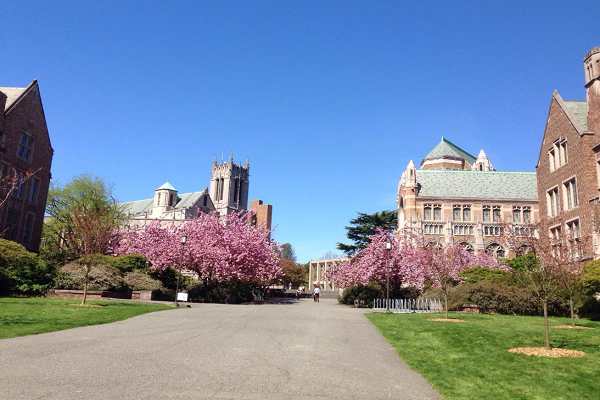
[0,297,173,339]
[367,312,600,400]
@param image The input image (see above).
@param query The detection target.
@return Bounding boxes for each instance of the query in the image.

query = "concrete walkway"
[0,298,441,400]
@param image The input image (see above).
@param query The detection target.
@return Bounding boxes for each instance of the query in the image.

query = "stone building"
[122,155,272,231]
[0,80,53,252]
[536,46,600,258]
[308,257,350,291]
[397,138,539,256]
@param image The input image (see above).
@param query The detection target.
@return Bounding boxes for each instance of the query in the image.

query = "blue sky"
[2,1,598,263]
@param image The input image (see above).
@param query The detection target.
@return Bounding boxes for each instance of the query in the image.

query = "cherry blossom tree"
[421,242,496,319]
[116,211,282,288]
[328,230,426,295]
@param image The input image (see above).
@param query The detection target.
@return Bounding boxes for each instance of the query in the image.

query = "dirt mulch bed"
[69,303,104,307]
[508,347,586,358]
[553,325,594,330]
[427,318,466,323]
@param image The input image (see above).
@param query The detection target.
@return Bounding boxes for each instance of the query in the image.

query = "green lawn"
[0,297,173,339]
[367,312,600,400]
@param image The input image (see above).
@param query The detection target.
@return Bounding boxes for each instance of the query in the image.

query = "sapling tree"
[45,174,127,305]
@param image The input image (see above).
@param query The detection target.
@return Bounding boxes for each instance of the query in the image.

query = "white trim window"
[563,178,578,210]
[547,187,560,217]
[17,134,34,162]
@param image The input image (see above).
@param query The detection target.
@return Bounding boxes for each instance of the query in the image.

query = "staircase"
[319,290,339,300]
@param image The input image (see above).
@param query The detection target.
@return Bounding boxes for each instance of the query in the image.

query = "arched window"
[459,242,474,253]
[169,193,174,206]
[486,243,505,258]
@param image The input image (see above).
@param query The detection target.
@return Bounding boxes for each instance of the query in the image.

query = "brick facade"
[536,47,600,257]
[0,80,53,252]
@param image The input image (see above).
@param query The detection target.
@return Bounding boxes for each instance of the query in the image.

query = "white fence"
[372,298,442,313]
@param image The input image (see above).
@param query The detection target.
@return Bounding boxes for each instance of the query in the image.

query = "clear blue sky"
[2,1,598,263]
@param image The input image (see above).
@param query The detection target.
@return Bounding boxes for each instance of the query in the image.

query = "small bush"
[123,271,163,291]
[55,262,124,292]
[459,266,511,284]
[340,283,384,308]
[187,279,256,304]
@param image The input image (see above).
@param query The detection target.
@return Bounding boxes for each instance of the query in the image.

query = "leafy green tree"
[45,174,128,304]
[337,210,397,256]
[280,259,306,287]
[0,238,38,294]
[277,243,297,262]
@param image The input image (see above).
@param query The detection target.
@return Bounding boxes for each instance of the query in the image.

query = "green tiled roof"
[417,170,537,200]
[122,191,208,215]
[157,181,177,191]
[564,101,588,131]
[422,137,477,166]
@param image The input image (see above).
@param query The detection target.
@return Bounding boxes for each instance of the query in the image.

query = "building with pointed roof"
[121,155,272,233]
[0,80,53,251]
[536,46,600,258]
[398,138,538,256]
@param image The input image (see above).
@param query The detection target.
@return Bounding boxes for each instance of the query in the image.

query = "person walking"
[313,285,321,302]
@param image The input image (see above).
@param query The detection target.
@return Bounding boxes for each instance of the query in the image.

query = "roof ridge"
[419,169,536,174]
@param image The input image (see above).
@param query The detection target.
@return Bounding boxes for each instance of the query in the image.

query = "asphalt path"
[0,298,441,399]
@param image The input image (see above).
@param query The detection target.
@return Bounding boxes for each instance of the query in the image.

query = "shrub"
[0,239,37,294]
[339,282,384,307]
[123,271,163,291]
[187,279,256,304]
[459,266,511,284]
[582,260,600,295]
[55,261,124,292]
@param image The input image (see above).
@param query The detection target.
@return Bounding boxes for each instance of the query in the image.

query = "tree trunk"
[543,299,551,350]
[82,276,89,306]
[444,291,449,319]
[569,293,575,327]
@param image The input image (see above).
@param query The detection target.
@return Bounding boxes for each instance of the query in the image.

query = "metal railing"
[372,298,442,313]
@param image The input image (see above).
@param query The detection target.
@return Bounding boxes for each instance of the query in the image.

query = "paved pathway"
[0,298,441,399]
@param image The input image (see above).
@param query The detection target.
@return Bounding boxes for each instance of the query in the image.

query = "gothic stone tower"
[209,153,249,216]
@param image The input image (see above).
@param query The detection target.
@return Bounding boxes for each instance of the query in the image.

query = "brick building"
[398,138,539,256]
[536,46,600,258]
[0,80,53,252]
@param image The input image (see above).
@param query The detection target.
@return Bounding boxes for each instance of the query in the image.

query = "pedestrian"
[289,282,292,290]
[313,285,321,302]
[296,288,301,300]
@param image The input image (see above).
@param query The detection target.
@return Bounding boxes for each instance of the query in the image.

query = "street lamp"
[385,234,392,313]
[174,235,187,307]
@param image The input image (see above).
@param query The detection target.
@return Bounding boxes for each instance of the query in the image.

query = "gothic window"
[486,243,505,258]
[513,207,521,223]
[424,206,431,220]
[547,187,560,217]
[459,242,474,253]
[453,207,461,221]
[29,178,40,203]
[523,207,531,222]
[483,206,491,222]
[4,208,19,240]
[566,219,581,239]
[463,207,471,221]
[493,206,501,222]
[433,205,442,221]
[17,134,34,162]
[22,213,34,247]
[233,178,239,204]
[563,178,578,210]
[169,193,174,206]
[219,179,225,201]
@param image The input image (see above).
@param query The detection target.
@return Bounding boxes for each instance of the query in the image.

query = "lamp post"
[174,235,187,307]
[385,234,392,313]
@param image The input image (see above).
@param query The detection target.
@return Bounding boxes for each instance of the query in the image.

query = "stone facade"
[398,138,539,256]
[536,46,600,258]
[308,257,350,291]
[0,80,53,252]
[209,153,249,216]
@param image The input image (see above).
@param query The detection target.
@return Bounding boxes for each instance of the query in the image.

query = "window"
[453,207,461,221]
[12,172,25,199]
[563,178,578,210]
[493,206,501,222]
[463,207,471,222]
[523,207,531,222]
[169,193,174,206]
[4,208,20,240]
[424,205,432,220]
[483,206,491,222]
[486,243,505,258]
[549,139,568,171]
[29,178,40,203]
[433,205,442,221]
[22,214,34,247]
[513,207,521,223]
[566,219,581,239]
[452,205,471,221]
[17,134,34,162]
[547,187,560,217]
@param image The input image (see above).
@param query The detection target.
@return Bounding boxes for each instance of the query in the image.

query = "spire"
[228,151,233,165]
[213,154,217,165]
[405,160,417,187]
[472,149,494,171]
[245,157,249,168]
